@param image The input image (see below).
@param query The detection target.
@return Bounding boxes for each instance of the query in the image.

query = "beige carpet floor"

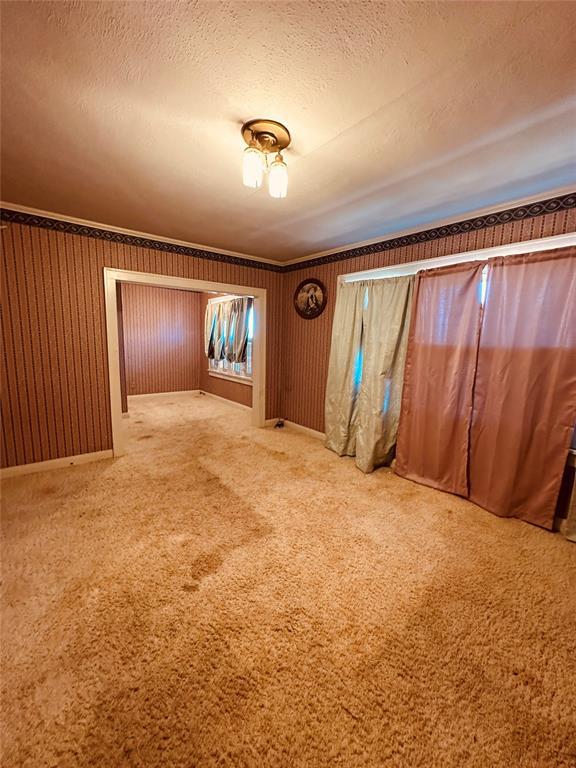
[2,392,575,768]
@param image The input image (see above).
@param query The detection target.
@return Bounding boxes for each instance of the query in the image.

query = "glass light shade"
[268,155,288,198]
[242,145,264,188]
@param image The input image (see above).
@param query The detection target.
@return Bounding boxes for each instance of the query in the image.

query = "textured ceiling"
[1,1,575,262]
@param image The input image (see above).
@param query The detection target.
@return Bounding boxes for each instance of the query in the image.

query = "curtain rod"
[339,233,576,284]
[207,294,251,304]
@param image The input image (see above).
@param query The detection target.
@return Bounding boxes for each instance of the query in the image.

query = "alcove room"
[116,282,256,454]
[1,2,575,767]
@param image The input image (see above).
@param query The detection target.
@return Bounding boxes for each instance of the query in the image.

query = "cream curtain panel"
[325,282,365,457]
[325,276,413,473]
[204,297,252,363]
[355,278,414,472]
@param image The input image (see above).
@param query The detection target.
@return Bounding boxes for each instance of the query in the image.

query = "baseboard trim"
[128,387,255,416]
[1,450,114,478]
[200,391,251,412]
[284,420,325,440]
[128,389,200,399]
[208,370,253,387]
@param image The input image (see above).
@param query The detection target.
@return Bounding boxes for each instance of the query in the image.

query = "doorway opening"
[104,268,267,457]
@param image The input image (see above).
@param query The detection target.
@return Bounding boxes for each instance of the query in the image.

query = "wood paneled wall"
[280,209,576,433]
[197,293,252,408]
[1,225,283,467]
[122,284,201,396]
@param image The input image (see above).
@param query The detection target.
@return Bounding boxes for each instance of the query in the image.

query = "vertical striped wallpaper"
[280,208,576,433]
[1,225,283,467]
[116,283,129,413]
[1,206,573,467]
[122,283,201,396]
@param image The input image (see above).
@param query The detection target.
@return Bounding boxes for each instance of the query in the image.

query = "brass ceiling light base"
[241,119,291,153]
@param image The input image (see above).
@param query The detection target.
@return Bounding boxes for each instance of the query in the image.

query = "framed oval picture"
[293,279,327,319]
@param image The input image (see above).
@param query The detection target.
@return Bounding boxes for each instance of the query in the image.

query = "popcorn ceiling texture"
[2,394,575,767]
[1,1,575,259]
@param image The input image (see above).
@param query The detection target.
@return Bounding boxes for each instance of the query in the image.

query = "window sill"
[208,370,253,387]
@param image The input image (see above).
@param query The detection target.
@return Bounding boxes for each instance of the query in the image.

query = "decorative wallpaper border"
[283,192,576,272]
[0,208,284,273]
[2,192,575,274]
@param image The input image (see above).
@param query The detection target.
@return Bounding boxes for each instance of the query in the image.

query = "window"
[479,264,489,306]
[206,297,253,383]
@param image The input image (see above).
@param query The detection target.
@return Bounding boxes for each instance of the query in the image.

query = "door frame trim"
[103,268,267,456]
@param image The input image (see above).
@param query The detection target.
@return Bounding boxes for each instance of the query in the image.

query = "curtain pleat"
[395,262,484,496]
[228,297,253,363]
[325,277,413,471]
[355,277,413,473]
[469,248,576,529]
[215,304,227,360]
[205,297,252,363]
[324,282,365,457]
[204,301,216,357]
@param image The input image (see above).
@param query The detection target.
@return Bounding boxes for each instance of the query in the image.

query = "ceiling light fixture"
[242,138,265,189]
[241,119,291,198]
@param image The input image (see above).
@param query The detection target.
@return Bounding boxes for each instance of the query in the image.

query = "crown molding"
[0,202,283,273]
[2,190,575,275]
[282,187,576,270]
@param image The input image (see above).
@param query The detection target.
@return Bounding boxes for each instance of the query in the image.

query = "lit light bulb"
[242,143,264,188]
[268,153,288,198]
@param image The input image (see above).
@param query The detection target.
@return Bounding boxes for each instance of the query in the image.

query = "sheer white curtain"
[228,298,252,363]
[325,276,414,473]
[204,301,224,359]
[205,297,252,364]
